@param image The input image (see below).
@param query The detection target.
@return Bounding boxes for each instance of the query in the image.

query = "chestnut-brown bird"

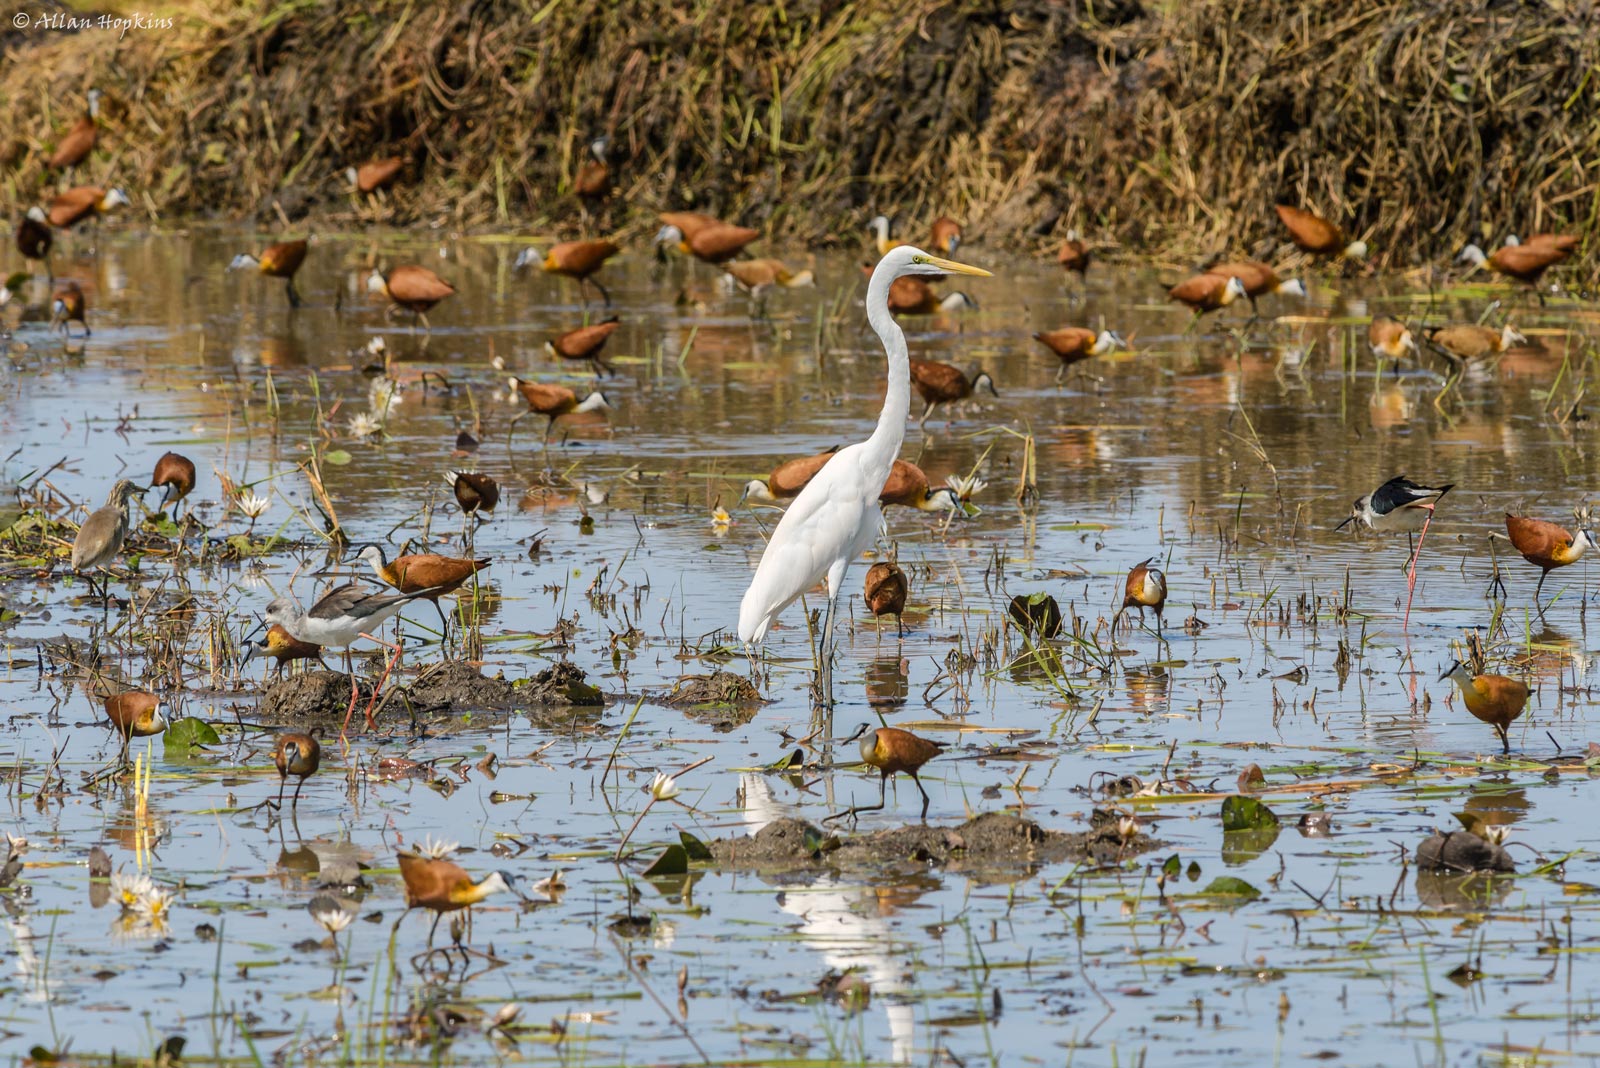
[514,239,621,306]
[356,544,491,635]
[1057,231,1091,279]
[929,217,963,254]
[545,316,621,375]
[908,358,997,424]
[150,451,196,510]
[1032,327,1125,380]
[1168,273,1246,317]
[654,211,723,248]
[1113,557,1168,635]
[229,238,309,307]
[272,729,322,809]
[1274,204,1367,258]
[348,157,404,194]
[50,280,88,337]
[674,223,759,264]
[721,258,815,302]
[886,274,978,316]
[366,265,454,328]
[1458,239,1574,297]
[573,137,611,205]
[1439,661,1529,753]
[863,561,908,634]
[445,470,500,519]
[48,186,129,229]
[103,690,168,752]
[48,90,101,171]
[738,447,841,504]
[395,847,519,947]
[1368,315,1419,364]
[1503,512,1594,609]
[832,724,946,820]
[506,378,611,444]
[880,459,962,515]
[17,207,53,276]
[1204,261,1306,316]
[1422,323,1526,369]
[240,623,327,678]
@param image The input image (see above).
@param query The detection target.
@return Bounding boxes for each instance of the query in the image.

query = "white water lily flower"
[650,772,681,802]
[946,473,988,500]
[237,492,271,520]
[348,411,383,439]
[135,883,175,925]
[308,895,355,934]
[530,870,566,897]
[367,376,402,418]
[1117,817,1141,842]
[366,336,387,357]
[110,870,153,913]
[416,836,460,860]
[711,506,732,528]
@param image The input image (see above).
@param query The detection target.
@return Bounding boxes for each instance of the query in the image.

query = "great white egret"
[736,245,991,706]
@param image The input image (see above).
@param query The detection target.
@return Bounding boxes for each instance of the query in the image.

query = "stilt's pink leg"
[1403,505,1436,628]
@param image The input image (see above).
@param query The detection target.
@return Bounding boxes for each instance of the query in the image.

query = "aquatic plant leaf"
[678,831,713,862]
[768,748,803,770]
[1220,794,1279,832]
[1200,876,1261,899]
[322,449,353,466]
[1162,854,1181,879]
[164,717,219,751]
[641,844,689,876]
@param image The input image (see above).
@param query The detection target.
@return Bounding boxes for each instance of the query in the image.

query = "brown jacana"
[150,451,196,511]
[1168,273,1246,318]
[907,358,997,425]
[367,265,454,329]
[103,690,168,754]
[355,544,491,636]
[47,186,129,230]
[1275,204,1367,258]
[47,90,101,172]
[545,317,621,376]
[828,724,945,821]
[229,238,309,308]
[574,137,611,206]
[1422,323,1526,371]
[929,217,962,255]
[445,471,500,519]
[879,459,961,515]
[1032,327,1125,380]
[17,207,53,278]
[1113,557,1168,635]
[1439,661,1529,753]
[1458,239,1575,301]
[272,728,322,809]
[1503,512,1594,611]
[1368,316,1418,366]
[506,378,611,445]
[395,846,518,947]
[348,157,404,194]
[863,561,908,635]
[240,623,327,678]
[50,280,89,337]
[1057,231,1090,280]
[1204,260,1306,317]
[738,447,841,504]
[514,240,621,306]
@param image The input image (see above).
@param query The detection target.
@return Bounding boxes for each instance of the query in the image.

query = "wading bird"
[48,89,101,172]
[264,583,445,733]
[1032,327,1125,380]
[908,358,996,425]
[1275,204,1367,259]
[654,211,722,256]
[348,157,404,195]
[355,544,491,636]
[1439,661,1528,753]
[1422,322,1526,375]
[879,460,963,514]
[738,447,841,505]
[17,207,53,279]
[737,246,990,707]
[395,845,519,948]
[445,470,499,519]
[272,729,322,809]
[869,215,902,257]
[240,624,326,678]
[883,272,978,316]
[863,561,908,635]
[1058,231,1090,286]
[1336,476,1452,625]
[50,280,88,337]
[827,724,945,821]
[1457,238,1574,299]
[1503,511,1594,611]
[366,265,454,329]
[150,452,196,512]
[1168,273,1246,319]
[47,186,128,230]
[229,238,309,308]
[671,222,759,265]
[721,258,814,312]
[930,217,962,254]
[573,137,611,208]
[1113,557,1168,636]
[103,690,167,755]
[544,316,621,375]
[506,378,610,445]
[513,239,621,306]
[71,479,146,602]
[1368,315,1418,370]
[1203,261,1306,317]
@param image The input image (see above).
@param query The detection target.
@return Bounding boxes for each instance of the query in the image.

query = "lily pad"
[322,449,353,466]
[678,831,713,862]
[1220,794,1279,832]
[641,844,689,877]
[1199,876,1261,900]
[163,717,218,752]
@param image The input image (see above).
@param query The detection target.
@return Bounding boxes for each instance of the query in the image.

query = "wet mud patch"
[663,670,765,731]
[710,811,1149,877]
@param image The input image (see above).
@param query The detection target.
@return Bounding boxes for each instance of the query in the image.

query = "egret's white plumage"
[737,246,990,700]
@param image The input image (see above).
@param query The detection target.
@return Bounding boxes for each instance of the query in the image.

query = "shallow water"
[2,228,1599,1067]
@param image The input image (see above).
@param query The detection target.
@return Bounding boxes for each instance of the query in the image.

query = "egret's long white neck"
[864,265,911,478]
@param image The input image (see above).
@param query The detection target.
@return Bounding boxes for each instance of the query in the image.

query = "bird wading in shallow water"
[1336,476,1452,626]
[1438,661,1529,753]
[825,724,946,822]
[71,479,147,603]
[1113,557,1168,637]
[272,729,322,810]
[229,238,309,308]
[1501,510,1594,613]
[1274,204,1368,260]
[736,246,990,709]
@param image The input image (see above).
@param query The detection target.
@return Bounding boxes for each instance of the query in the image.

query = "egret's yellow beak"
[924,256,992,277]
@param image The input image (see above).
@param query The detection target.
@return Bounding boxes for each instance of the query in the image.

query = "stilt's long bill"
[1457,237,1575,293]
[1439,661,1529,753]
[48,90,101,171]
[272,729,322,809]
[229,238,309,308]
[721,259,815,301]
[151,452,196,510]
[71,479,147,601]
[506,378,611,444]
[355,544,491,635]
[1033,327,1125,380]
[1058,231,1090,279]
[513,240,621,306]
[1504,512,1595,610]
[104,691,167,752]
[348,157,404,194]
[831,724,945,821]
[1337,476,1452,625]
[1113,557,1167,634]
[1168,273,1246,316]
[263,583,446,730]
[395,847,519,947]
[1274,204,1368,258]
[573,137,611,204]
[879,459,962,515]
[17,207,53,275]
[240,623,326,677]
[930,217,962,254]
[47,186,129,229]
[544,316,621,376]
[1368,316,1419,363]
[445,471,500,518]
[366,266,454,329]
[738,447,841,504]
[1203,261,1305,316]
[864,561,908,634]
[908,359,997,424]
[1422,323,1526,369]
[869,215,903,257]
[50,281,89,337]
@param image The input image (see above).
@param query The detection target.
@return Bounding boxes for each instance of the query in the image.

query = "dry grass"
[1,0,1596,272]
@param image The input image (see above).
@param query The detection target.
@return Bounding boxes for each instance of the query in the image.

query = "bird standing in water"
[736,246,990,709]
[1336,476,1452,626]
[1501,511,1594,613]
[826,724,945,821]
[1439,662,1529,753]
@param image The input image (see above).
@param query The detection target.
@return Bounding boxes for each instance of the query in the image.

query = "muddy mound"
[257,671,372,725]
[711,812,1145,877]
[519,661,605,707]
[1416,831,1516,874]
[256,661,603,728]
[403,661,519,712]
[663,670,764,731]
